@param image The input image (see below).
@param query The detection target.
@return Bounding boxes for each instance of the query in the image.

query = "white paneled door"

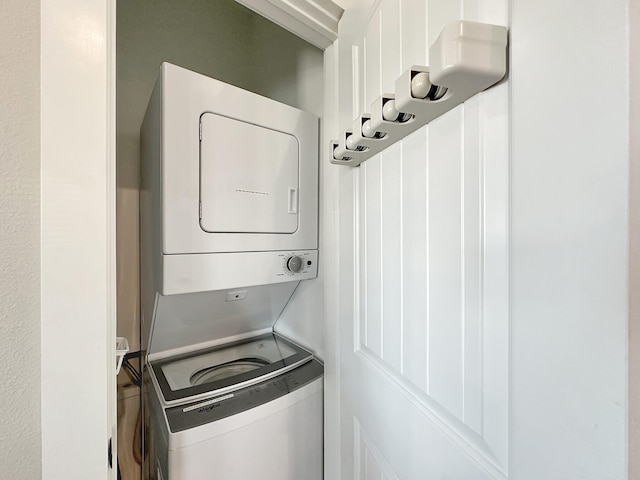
[326,0,509,478]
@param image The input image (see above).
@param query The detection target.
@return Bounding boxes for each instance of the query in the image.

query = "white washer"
[145,333,323,480]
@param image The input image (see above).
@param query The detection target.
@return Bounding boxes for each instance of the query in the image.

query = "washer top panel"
[165,359,323,433]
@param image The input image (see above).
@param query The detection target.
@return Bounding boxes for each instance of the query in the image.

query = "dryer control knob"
[286,256,303,273]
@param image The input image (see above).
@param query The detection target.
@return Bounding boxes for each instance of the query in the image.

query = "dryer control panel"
[279,251,315,277]
[162,250,318,295]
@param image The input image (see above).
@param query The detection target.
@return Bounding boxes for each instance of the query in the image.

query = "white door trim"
[40,0,117,478]
[235,0,343,49]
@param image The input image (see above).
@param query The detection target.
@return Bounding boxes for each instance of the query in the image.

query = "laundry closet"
[115,1,328,478]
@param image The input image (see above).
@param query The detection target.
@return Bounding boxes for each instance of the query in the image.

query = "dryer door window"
[199,113,300,234]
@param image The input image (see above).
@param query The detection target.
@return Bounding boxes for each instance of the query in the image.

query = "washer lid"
[151,333,312,403]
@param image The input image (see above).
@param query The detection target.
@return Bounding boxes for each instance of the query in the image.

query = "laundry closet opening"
[115,1,325,477]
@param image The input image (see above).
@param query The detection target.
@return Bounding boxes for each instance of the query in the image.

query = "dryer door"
[199,113,300,234]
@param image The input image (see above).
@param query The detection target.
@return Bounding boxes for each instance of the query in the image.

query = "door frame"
[41,0,117,478]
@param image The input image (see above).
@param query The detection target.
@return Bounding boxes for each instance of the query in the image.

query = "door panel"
[426,106,464,419]
[332,0,509,477]
[400,128,428,394]
[380,143,402,372]
[380,0,401,94]
[364,12,381,112]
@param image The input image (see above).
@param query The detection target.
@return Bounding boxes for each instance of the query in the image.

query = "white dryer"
[139,64,322,480]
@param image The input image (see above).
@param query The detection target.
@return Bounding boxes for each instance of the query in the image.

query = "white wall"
[629,1,640,477]
[117,0,324,354]
[249,17,324,117]
[510,0,628,477]
[0,1,41,478]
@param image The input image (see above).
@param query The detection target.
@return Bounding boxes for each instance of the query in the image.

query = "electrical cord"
[122,351,142,388]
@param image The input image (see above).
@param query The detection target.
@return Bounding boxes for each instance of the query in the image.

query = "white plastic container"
[116,336,130,375]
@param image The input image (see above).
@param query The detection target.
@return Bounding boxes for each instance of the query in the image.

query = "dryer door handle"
[288,188,298,214]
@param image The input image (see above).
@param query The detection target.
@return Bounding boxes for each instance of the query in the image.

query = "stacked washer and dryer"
[139,63,321,480]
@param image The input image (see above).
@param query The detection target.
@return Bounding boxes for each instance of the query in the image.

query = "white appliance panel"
[167,378,323,480]
[162,249,317,295]
[200,113,299,234]
[148,282,299,358]
[158,63,318,255]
